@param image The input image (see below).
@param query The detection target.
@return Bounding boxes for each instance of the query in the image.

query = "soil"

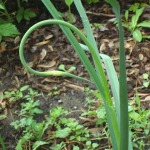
[0,0,150,150]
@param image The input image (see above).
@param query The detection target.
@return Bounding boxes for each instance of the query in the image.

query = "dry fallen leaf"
[37,60,56,68]
[39,49,47,62]
[0,42,7,53]
[138,53,144,61]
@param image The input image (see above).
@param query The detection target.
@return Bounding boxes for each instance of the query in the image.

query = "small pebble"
[58,99,63,104]
[73,106,77,109]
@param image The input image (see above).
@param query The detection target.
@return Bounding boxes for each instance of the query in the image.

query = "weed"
[5,87,99,149]
[121,3,150,42]
[0,0,36,42]
[58,64,76,73]
[4,85,29,102]
[16,7,36,23]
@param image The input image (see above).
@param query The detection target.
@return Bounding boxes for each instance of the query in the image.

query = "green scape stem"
[106,0,130,149]
[19,22,92,83]
[19,20,102,84]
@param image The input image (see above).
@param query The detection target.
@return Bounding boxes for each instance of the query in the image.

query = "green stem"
[0,135,6,150]
[19,20,97,84]
[17,0,21,9]
[105,0,129,149]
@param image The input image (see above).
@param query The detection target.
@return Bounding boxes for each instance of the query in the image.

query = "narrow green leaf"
[143,35,150,39]
[125,10,129,21]
[137,21,150,28]
[106,0,131,150]
[0,3,5,10]
[131,7,144,29]
[20,85,29,91]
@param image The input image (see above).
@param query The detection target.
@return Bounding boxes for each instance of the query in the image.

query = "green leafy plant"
[4,85,29,102]
[0,23,20,42]
[16,7,36,23]
[16,0,36,22]
[10,87,48,150]
[0,0,36,42]
[58,64,76,72]
[19,0,132,149]
[128,90,150,149]
[122,3,150,42]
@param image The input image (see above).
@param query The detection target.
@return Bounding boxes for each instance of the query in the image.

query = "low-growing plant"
[3,86,99,149]
[0,22,20,43]
[0,0,36,42]
[58,64,76,72]
[122,3,150,42]
[10,87,47,150]
[129,90,150,149]
[16,7,36,23]
[4,85,29,102]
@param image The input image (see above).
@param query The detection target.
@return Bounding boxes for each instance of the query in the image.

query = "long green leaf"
[130,7,144,29]
[80,43,120,123]
[80,43,120,149]
[137,21,150,28]
[106,0,130,150]
[73,0,112,106]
